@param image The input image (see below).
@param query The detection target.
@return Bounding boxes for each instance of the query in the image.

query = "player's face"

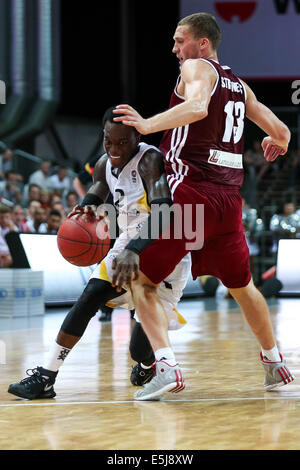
[172,25,203,65]
[103,122,140,168]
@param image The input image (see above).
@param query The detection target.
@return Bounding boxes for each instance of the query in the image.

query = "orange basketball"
[57,214,110,266]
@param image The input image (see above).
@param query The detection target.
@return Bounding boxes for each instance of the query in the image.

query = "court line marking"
[1,395,300,407]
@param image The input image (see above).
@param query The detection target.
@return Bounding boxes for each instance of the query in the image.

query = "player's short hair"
[102,106,140,135]
[178,13,221,50]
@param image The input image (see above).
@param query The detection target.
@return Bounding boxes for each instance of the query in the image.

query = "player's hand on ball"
[261,136,287,162]
[111,249,140,292]
[68,205,97,220]
[67,204,84,219]
[83,205,97,219]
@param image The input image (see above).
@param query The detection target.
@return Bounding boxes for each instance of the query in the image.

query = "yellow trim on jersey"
[100,260,117,307]
[173,307,186,325]
[137,190,150,211]
[99,260,111,283]
[84,162,92,175]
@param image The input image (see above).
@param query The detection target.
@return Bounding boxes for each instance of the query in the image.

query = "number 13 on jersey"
[222,101,245,144]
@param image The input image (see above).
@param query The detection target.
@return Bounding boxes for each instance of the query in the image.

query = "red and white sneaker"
[134,360,185,401]
[260,352,295,391]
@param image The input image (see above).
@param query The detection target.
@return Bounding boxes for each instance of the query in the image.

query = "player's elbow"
[189,99,208,121]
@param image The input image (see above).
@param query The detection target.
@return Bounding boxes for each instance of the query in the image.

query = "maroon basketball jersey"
[159,59,247,195]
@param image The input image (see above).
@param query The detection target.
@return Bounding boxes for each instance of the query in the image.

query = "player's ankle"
[154,347,177,366]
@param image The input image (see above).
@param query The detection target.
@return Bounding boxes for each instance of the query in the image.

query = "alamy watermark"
[95,201,205,250]
[291,80,300,105]
[0,80,6,104]
[0,340,6,364]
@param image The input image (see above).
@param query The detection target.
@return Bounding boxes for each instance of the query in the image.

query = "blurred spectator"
[0,205,17,234]
[22,183,42,208]
[45,209,63,234]
[0,206,15,267]
[66,190,79,213]
[0,172,23,205]
[29,183,42,202]
[11,205,31,232]
[26,207,47,233]
[52,201,66,219]
[29,161,52,189]
[49,166,71,192]
[49,191,63,207]
[26,200,42,223]
[0,247,12,267]
[289,149,300,188]
[270,202,300,253]
[40,190,52,211]
[242,198,265,256]
[244,140,271,182]
[73,154,100,199]
[0,148,14,178]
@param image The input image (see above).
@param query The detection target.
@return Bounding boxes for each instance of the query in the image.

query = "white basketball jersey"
[105,142,159,236]
[90,142,192,331]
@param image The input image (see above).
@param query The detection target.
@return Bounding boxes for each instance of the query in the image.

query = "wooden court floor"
[0,296,300,450]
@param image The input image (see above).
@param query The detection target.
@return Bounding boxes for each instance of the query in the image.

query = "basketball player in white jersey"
[7,106,190,399]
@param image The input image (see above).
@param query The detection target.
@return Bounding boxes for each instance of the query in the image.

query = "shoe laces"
[20,368,47,386]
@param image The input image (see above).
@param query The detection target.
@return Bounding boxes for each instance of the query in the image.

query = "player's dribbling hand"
[67,204,84,219]
[261,136,287,162]
[111,249,140,292]
[67,205,97,220]
[113,105,151,135]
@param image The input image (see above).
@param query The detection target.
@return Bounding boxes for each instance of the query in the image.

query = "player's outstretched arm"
[113,60,216,134]
[242,81,291,161]
[68,155,110,219]
[112,150,171,291]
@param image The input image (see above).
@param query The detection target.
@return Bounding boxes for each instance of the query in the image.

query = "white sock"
[261,345,281,362]
[44,342,71,372]
[154,347,177,366]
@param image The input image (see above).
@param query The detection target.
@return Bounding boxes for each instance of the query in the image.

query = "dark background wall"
[58,1,296,150]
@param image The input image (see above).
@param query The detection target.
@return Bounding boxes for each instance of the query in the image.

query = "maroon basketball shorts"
[139,181,251,289]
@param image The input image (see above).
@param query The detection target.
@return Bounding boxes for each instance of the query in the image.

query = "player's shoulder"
[181,58,218,81]
[182,58,216,71]
[94,153,109,169]
[138,145,164,177]
[93,153,109,180]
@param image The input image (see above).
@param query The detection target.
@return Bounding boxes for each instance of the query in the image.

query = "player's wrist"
[81,193,103,207]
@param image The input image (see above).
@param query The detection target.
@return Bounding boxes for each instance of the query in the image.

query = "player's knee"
[142,284,159,305]
[74,278,114,318]
[60,279,115,337]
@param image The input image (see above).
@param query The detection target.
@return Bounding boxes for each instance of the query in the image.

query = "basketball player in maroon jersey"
[112,13,295,400]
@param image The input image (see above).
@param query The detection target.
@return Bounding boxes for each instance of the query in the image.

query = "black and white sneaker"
[8,367,58,400]
[130,363,155,386]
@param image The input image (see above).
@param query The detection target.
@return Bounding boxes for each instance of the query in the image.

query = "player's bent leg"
[228,278,295,390]
[130,272,185,400]
[129,321,155,386]
[59,278,123,341]
[130,272,170,352]
[8,279,125,400]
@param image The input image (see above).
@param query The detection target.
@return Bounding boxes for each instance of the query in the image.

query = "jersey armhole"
[198,58,219,96]
[240,81,247,102]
